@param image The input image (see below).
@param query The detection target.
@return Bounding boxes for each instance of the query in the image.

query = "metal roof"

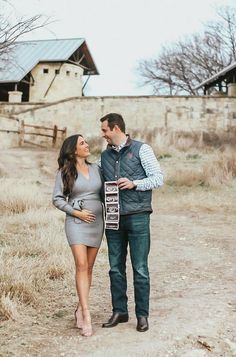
[0,38,98,83]
[195,61,236,89]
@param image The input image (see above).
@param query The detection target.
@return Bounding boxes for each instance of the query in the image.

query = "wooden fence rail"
[19,120,67,147]
[0,129,19,133]
[0,119,67,147]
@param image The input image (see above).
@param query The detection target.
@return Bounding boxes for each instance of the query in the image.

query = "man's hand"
[117,177,136,190]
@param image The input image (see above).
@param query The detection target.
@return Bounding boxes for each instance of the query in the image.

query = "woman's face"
[75,136,90,159]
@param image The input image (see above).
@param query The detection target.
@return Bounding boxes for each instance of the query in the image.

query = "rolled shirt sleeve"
[133,144,164,191]
[52,171,74,215]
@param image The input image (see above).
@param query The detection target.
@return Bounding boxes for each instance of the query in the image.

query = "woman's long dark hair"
[57,134,82,196]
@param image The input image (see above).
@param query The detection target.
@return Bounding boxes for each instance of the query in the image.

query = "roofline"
[0,38,98,82]
[0,81,20,84]
[80,40,99,75]
[195,61,236,89]
[15,37,85,44]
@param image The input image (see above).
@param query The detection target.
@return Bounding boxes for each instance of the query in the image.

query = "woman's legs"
[82,246,99,336]
[87,246,99,288]
[71,244,99,335]
[71,245,88,330]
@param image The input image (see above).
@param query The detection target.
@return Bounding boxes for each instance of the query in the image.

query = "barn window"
[43,68,49,73]
[66,71,70,76]
[75,72,78,77]
[55,69,60,75]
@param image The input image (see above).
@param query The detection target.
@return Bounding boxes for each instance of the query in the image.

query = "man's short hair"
[100,113,126,133]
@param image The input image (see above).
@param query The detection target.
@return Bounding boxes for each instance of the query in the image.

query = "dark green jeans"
[105,212,151,318]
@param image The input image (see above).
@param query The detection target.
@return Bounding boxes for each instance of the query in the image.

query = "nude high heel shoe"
[81,309,93,337]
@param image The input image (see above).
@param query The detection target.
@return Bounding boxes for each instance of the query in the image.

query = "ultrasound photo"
[104,181,120,230]
[106,204,119,213]
[105,181,118,193]
[105,222,119,230]
[105,194,118,203]
[106,213,119,221]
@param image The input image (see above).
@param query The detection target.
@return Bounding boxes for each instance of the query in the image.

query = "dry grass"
[165,147,236,188]
[129,128,236,158]
[0,177,73,321]
[0,294,18,321]
[0,279,37,307]
[46,265,66,280]
[167,169,204,187]
[0,213,72,321]
[154,141,236,215]
[203,147,236,185]
[156,184,236,214]
[0,178,45,214]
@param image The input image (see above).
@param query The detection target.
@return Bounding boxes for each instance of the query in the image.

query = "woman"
[52,134,104,337]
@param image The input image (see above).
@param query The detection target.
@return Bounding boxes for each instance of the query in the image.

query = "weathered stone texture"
[0,95,236,147]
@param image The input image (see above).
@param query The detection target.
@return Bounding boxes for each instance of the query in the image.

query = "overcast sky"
[5,0,236,95]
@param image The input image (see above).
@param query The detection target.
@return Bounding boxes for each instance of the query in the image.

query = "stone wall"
[0,95,236,148]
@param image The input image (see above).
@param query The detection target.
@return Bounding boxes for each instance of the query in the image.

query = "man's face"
[101,120,117,145]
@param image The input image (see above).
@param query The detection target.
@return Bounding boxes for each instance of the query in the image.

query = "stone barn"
[0,38,98,102]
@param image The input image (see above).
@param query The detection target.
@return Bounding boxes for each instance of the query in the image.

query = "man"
[100,113,163,332]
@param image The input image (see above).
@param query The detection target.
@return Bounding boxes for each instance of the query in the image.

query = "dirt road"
[37,211,236,357]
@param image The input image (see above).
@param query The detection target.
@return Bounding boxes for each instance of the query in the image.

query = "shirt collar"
[112,136,128,152]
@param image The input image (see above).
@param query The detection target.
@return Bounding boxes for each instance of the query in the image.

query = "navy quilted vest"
[101,138,152,215]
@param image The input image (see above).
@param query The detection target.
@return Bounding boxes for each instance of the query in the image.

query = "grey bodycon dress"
[52,164,104,247]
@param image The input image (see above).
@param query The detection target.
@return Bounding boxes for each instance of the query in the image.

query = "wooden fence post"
[62,127,67,141]
[18,120,25,146]
[52,125,58,147]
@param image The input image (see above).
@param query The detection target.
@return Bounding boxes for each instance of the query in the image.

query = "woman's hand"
[73,209,96,223]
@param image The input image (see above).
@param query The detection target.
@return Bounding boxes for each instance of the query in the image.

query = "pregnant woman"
[52,134,104,337]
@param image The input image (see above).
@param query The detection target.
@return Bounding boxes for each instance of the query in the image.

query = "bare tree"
[0,1,51,64]
[206,6,236,62]
[138,6,236,95]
